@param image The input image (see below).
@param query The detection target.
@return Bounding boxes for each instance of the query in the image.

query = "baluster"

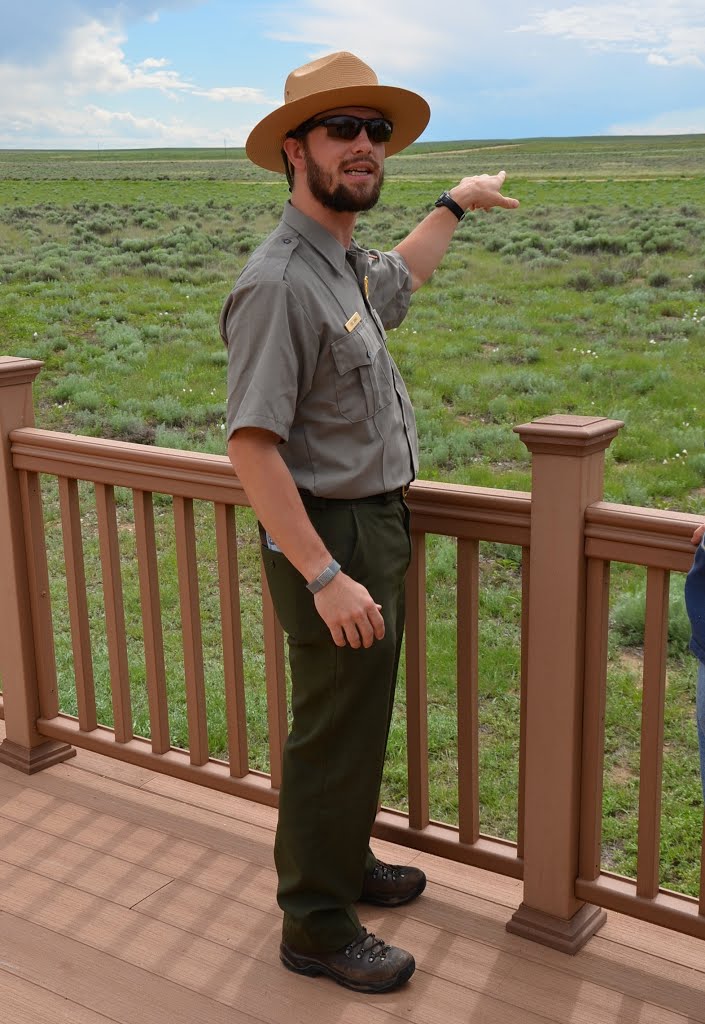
[174,496,208,765]
[261,563,288,789]
[457,537,479,845]
[133,490,170,754]
[636,566,669,899]
[214,502,248,777]
[95,483,132,743]
[58,476,97,732]
[406,529,429,830]
[579,557,611,881]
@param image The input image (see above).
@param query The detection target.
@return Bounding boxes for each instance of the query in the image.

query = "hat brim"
[246,84,430,173]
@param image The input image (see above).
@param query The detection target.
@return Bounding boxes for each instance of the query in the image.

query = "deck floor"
[1,721,705,1024]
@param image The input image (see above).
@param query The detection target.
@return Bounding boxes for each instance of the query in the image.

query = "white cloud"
[516,2,705,68]
[0,96,253,148]
[193,86,273,103]
[609,105,705,134]
[139,57,170,69]
[266,0,497,75]
[0,1,200,60]
[648,53,704,68]
[0,16,270,146]
[62,20,191,95]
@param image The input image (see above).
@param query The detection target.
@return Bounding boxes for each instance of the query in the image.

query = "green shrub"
[487,395,512,422]
[72,389,103,411]
[568,271,594,291]
[150,395,188,426]
[612,578,691,657]
[52,374,86,403]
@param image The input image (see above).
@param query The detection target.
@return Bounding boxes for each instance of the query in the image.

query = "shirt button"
[282,237,292,244]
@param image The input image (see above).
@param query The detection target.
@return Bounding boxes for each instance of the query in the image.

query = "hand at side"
[314,572,385,648]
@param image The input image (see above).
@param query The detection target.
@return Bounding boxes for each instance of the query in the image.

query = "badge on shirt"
[345,311,362,333]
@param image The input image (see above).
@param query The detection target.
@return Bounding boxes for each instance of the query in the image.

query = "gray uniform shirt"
[220,202,419,499]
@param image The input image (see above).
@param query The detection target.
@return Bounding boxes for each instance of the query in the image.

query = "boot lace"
[371,860,405,881]
[344,928,391,963]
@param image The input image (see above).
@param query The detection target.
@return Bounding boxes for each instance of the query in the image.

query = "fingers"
[315,574,386,648]
[348,614,374,649]
[692,523,705,545]
[341,604,385,649]
[458,170,520,212]
[329,624,347,648]
[368,603,386,641]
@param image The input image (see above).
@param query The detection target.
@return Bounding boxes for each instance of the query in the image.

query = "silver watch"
[306,560,341,593]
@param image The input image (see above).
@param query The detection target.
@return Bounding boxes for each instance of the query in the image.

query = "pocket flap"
[331,320,381,376]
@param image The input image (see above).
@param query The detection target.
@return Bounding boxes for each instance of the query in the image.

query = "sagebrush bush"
[612,579,691,657]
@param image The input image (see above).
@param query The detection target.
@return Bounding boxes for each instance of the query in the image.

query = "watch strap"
[306,560,341,593]
[434,190,465,221]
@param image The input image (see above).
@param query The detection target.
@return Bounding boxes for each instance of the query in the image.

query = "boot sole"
[280,945,415,993]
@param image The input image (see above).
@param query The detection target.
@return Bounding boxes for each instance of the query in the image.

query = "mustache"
[340,158,381,173]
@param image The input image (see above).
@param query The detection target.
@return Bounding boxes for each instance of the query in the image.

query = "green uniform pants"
[260,491,411,953]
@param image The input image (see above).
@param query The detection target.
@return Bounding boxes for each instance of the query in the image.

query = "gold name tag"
[345,312,362,333]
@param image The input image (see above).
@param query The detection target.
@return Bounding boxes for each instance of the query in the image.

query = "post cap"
[0,357,43,388]
[514,415,624,456]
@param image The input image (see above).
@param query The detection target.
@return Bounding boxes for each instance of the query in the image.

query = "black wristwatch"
[434,190,465,221]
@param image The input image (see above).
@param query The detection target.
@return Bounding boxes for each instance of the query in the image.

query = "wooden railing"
[577,502,705,939]
[0,355,703,954]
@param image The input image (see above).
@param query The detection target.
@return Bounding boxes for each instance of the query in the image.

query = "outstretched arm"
[228,427,385,649]
[394,170,519,292]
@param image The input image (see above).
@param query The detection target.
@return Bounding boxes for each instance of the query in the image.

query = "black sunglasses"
[287,114,394,144]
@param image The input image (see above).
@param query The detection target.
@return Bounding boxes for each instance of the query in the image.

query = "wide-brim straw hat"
[246,51,430,173]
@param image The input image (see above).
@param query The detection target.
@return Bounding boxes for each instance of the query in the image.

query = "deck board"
[2,722,705,1023]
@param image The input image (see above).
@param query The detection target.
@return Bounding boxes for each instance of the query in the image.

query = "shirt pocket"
[330,317,393,423]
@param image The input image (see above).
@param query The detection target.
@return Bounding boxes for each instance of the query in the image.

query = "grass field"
[1,136,705,895]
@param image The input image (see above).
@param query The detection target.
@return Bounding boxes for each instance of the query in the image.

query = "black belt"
[298,485,410,509]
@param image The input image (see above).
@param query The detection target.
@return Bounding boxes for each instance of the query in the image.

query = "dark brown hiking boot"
[359,859,427,907]
[280,928,415,993]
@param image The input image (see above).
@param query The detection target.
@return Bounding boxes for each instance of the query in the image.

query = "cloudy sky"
[2,0,704,148]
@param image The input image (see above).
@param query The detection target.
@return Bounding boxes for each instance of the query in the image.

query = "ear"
[282,136,306,173]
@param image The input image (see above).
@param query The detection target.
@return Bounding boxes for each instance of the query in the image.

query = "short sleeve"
[221,279,317,441]
[364,248,412,330]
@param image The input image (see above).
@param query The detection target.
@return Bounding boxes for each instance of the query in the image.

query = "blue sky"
[1,0,704,148]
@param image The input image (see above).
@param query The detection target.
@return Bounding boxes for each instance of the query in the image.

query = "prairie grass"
[1,138,705,896]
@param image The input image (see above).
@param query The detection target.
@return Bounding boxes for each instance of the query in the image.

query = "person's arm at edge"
[393,170,520,292]
[228,426,385,649]
[693,523,705,545]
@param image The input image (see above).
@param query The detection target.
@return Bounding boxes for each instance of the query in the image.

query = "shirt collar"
[281,202,349,276]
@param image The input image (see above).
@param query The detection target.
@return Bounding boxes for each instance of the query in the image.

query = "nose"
[351,126,374,152]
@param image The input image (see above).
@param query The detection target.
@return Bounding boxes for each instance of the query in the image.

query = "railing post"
[507,414,622,953]
[0,357,75,772]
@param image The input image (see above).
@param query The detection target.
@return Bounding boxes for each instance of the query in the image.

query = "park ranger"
[221,50,518,993]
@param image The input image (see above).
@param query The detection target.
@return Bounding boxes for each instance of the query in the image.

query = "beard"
[302,142,384,213]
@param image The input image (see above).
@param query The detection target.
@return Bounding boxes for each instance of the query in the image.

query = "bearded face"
[301,134,384,213]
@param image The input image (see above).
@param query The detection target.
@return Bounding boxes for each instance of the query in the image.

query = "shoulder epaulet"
[257,232,300,283]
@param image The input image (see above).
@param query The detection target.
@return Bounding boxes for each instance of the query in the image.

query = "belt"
[298,485,410,508]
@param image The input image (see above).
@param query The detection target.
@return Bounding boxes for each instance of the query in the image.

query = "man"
[221,50,518,993]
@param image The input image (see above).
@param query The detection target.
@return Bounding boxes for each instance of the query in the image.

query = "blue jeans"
[697,661,705,801]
